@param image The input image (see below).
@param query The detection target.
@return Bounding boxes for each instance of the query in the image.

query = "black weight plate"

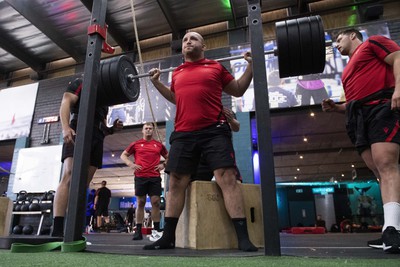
[286,19,301,77]
[297,17,313,75]
[109,55,140,105]
[97,57,116,106]
[109,56,128,105]
[309,15,326,74]
[105,57,122,106]
[119,59,140,103]
[96,58,110,105]
[97,57,108,102]
[275,20,291,78]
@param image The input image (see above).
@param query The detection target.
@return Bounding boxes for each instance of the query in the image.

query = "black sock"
[232,218,258,252]
[132,223,143,240]
[136,224,142,233]
[153,222,160,231]
[143,217,178,250]
[52,216,64,236]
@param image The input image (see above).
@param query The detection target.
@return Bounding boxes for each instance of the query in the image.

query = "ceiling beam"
[229,0,238,27]
[80,0,132,51]
[297,0,310,14]
[0,27,45,72]
[156,0,181,39]
[4,0,86,63]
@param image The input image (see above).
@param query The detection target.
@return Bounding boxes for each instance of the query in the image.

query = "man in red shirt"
[322,29,400,253]
[144,32,257,252]
[120,122,168,241]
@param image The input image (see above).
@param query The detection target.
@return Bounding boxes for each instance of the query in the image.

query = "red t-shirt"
[125,139,168,177]
[342,35,400,101]
[171,59,234,132]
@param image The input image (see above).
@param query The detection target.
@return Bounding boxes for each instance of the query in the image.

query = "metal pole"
[248,0,281,256]
[64,0,108,242]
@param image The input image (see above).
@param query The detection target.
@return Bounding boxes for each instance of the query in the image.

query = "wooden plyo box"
[175,181,264,249]
[0,197,13,236]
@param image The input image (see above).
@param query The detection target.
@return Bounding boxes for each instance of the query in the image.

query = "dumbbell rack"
[11,203,52,236]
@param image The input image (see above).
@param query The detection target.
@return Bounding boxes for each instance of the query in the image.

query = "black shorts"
[166,123,236,176]
[135,177,162,197]
[346,101,400,154]
[96,205,109,217]
[61,124,105,168]
[192,153,242,182]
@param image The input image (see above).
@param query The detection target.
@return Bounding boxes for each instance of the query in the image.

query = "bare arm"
[155,153,169,172]
[321,99,346,113]
[384,51,400,110]
[103,118,124,136]
[59,92,79,144]
[120,150,142,172]
[223,107,240,132]
[223,52,253,97]
[149,69,176,104]
[94,193,98,210]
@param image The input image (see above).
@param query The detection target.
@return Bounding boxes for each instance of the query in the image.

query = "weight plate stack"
[276,15,326,78]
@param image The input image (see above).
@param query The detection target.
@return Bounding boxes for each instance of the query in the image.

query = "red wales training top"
[342,35,400,101]
[125,139,168,177]
[171,59,234,132]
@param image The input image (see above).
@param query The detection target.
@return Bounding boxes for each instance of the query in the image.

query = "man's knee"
[215,168,237,186]
[169,173,190,190]
[151,200,160,209]
[137,198,146,207]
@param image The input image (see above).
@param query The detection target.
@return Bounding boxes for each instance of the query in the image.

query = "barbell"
[96,15,329,106]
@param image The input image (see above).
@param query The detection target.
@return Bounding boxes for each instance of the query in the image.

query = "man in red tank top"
[322,28,400,253]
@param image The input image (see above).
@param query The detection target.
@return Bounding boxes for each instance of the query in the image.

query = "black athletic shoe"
[143,240,175,250]
[382,226,400,253]
[367,237,383,249]
[132,231,143,240]
[50,230,64,238]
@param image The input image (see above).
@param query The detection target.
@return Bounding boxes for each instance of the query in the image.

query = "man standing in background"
[120,122,168,241]
[94,180,112,231]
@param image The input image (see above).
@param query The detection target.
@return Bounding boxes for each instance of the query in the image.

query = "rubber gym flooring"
[80,232,400,259]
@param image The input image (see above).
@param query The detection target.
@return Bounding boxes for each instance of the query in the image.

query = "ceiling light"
[111,152,115,157]
[294,176,297,180]
[299,155,303,159]
[297,168,300,171]
[341,174,344,177]
[351,164,355,168]
[310,112,315,117]
[303,137,308,142]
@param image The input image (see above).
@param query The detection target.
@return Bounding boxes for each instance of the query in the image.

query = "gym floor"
[82,232,399,259]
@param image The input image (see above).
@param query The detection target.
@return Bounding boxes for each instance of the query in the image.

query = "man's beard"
[184,48,201,57]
